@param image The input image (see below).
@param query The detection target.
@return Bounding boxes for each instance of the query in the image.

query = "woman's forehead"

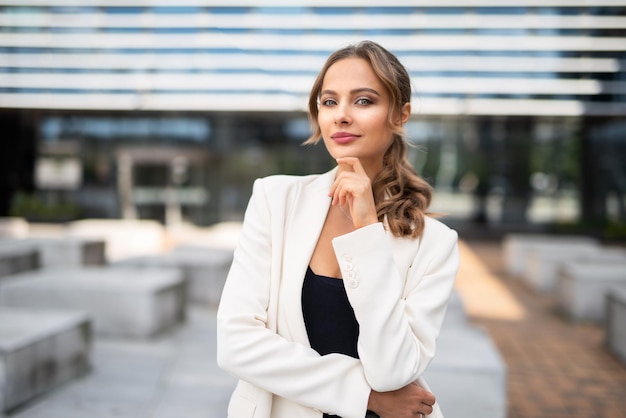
[322,58,385,92]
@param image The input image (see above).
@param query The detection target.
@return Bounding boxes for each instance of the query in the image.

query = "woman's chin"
[327,148,356,161]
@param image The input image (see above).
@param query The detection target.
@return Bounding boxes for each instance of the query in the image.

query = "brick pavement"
[456,240,626,418]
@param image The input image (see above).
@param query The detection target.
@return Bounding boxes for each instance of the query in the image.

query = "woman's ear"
[394,102,411,126]
[400,102,411,125]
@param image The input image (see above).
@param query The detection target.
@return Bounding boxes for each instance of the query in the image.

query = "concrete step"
[0,267,185,338]
[0,307,91,413]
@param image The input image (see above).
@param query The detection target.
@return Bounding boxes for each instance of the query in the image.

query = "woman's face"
[317,57,409,174]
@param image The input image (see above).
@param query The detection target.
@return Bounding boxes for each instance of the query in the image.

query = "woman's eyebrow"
[320,87,381,96]
[351,87,381,96]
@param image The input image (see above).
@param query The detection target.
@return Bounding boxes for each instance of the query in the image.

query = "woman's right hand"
[367,382,435,418]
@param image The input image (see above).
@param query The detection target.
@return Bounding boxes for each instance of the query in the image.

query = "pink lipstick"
[331,132,359,144]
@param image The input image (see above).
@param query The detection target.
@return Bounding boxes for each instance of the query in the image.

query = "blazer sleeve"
[332,221,459,392]
[217,178,371,418]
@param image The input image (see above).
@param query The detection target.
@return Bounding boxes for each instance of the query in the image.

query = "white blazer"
[217,168,459,418]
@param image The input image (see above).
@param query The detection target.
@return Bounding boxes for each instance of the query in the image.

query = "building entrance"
[116,146,211,226]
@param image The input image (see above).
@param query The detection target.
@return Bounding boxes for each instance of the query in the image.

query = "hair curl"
[304,40,432,238]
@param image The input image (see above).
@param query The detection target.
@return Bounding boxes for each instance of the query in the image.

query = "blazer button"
[344,262,354,271]
[348,279,359,289]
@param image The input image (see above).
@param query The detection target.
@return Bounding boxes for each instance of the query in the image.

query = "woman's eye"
[321,99,336,106]
[356,97,372,105]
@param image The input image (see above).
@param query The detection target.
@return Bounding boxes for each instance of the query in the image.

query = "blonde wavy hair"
[304,40,432,238]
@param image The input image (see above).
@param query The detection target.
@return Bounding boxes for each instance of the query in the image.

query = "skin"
[308,57,435,418]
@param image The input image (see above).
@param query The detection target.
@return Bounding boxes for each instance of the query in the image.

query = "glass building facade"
[0,1,624,228]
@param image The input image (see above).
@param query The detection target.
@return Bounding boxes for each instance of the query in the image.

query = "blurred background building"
[0,0,625,234]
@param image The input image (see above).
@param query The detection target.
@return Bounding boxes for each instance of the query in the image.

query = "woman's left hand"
[367,383,436,418]
[329,157,379,229]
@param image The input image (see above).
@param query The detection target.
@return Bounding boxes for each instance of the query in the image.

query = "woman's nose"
[334,104,352,125]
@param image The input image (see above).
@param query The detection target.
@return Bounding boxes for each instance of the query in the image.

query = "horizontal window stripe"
[2,12,626,30]
[2,72,625,95]
[0,53,620,73]
[0,1,625,8]
[2,92,625,116]
[0,33,625,52]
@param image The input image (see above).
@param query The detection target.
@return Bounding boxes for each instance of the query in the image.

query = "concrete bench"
[605,286,626,364]
[66,219,165,262]
[0,307,91,412]
[503,234,598,278]
[115,247,233,307]
[424,323,506,418]
[557,261,626,322]
[19,237,106,269]
[0,267,185,338]
[0,218,29,239]
[525,246,626,292]
[0,242,40,280]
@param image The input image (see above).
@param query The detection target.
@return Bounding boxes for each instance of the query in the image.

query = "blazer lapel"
[280,168,336,345]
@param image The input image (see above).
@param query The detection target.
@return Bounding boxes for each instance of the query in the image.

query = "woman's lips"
[331,132,359,144]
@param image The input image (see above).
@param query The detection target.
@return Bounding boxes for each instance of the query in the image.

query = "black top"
[301,266,360,358]
[301,267,380,418]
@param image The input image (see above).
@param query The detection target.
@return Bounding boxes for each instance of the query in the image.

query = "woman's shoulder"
[422,216,458,242]
[254,169,335,195]
[257,172,322,188]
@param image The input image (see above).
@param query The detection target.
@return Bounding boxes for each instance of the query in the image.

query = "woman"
[217,40,459,418]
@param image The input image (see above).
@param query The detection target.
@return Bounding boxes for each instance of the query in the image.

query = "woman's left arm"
[332,221,459,392]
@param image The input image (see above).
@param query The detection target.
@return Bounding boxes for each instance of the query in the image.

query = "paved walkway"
[456,240,626,418]
[4,237,626,418]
